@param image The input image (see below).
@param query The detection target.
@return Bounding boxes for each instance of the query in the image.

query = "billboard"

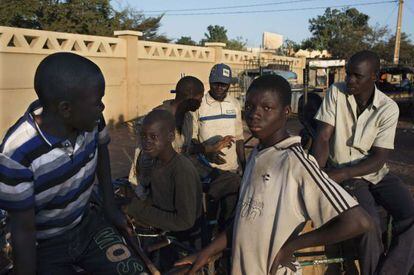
[262,32,283,50]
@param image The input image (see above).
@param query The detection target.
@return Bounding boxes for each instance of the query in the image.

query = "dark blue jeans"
[36,207,148,275]
[342,173,414,275]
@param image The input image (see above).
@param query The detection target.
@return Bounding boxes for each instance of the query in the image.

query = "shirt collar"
[346,85,381,111]
[205,91,230,105]
[256,136,302,152]
[371,84,381,109]
[26,100,84,148]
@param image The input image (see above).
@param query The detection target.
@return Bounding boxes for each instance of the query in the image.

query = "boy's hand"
[269,246,296,275]
[106,208,133,236]
[174,251,210,275]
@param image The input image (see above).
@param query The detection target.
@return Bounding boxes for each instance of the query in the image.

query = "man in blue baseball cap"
[192,63,246,172]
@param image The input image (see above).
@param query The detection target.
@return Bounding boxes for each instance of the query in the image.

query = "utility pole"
[393,0,404,65]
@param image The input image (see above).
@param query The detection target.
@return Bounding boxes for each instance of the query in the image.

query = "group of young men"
[0,50,413,275]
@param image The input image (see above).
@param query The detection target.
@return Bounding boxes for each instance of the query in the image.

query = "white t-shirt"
[192,92,244,171]
[231,136,358,275]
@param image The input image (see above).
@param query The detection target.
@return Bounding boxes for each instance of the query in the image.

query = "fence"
[0,26,305,136]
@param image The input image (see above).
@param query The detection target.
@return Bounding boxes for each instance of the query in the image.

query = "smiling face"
[245,89,290,146]
[140,121,174,158]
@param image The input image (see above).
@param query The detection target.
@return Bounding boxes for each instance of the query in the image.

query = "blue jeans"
[36,207,148,275]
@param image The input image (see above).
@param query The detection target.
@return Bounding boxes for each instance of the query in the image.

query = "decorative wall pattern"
[137,41,214,62]
[0,26,126,57]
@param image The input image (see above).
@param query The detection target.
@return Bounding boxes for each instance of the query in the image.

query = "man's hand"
[204,135,235,154]
[327,168,349,184]
[269,245,296,275]
[174,250,210,275]
[205,151,227,165]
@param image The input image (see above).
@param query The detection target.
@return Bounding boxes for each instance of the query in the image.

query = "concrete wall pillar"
[114,30,142,121]
[205,42,226,64]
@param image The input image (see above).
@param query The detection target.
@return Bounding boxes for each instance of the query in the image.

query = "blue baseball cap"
[209,63,232,84]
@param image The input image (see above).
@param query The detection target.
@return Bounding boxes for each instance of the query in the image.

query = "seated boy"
[175,75,372,275]
[127,109,202,233]
[0,52,146,274]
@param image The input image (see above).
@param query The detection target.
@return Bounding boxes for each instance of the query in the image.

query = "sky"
[112,0,414,48]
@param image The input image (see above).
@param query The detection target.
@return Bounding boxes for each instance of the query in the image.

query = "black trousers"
[342,173,414,275]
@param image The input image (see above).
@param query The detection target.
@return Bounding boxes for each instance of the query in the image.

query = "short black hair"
[349,50,380,74]
[143,109,176,132]
[247,74,292,106]
[34,52,105,108]
[175,76,204,100]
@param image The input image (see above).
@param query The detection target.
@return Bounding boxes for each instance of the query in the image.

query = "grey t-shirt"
[231,136,358,274]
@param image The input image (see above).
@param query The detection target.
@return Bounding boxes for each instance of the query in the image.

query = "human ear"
[57,101,72,119]
[285,105,291,116]
[168,131,175,142]
[372,72,378,81]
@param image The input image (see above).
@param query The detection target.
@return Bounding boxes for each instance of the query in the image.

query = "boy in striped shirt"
[176,75,372,274]
[0,53,146,274]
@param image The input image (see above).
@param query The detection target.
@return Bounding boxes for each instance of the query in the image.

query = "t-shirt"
[315,82,399,184]
[128,153,202,232]
[0,101,110,239]
[192,92,244,171]
[231,136,358,275]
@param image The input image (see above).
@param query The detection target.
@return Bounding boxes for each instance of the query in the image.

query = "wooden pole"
[393,0,404,65]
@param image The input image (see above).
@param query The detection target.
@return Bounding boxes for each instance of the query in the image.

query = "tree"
[202,25,228,44]
[176,36,197,46]
[372,32,414,64]
[226,36,247,51]
[306,8,388,59]
[200,25,247,51]
[0,0,170,41]
[277,39,300,56]
[301,7,414,62]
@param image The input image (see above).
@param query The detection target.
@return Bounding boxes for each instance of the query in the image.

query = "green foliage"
[226,37,247,51]
[277,39,300,56]
[306,8,374,58]
[0,0,170,41]
[176,36,197,46]
[201,25,246,51]
[302,7,414,62]
[372,32,414,65]
[202,25,228,43]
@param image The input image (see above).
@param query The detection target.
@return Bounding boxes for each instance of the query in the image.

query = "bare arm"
[270,206,372,274]
[10,208,36,275]
[328,146,390,183]
[312,121,335,167]
[97,144,130,233]
[97,144,118,211]
[174,230,228,275]
[236,140,246,171]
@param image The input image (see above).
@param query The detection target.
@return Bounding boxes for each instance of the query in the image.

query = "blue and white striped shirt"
[0,101,110,239]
